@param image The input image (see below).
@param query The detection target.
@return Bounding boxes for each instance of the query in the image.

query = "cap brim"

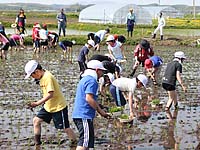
[99,67,107,71]
[142,83,146,88]
[24,73,31,79]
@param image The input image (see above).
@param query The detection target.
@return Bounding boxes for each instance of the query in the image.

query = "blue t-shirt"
[72,75,98,119]
[78,45,89,62]
[150,56,163,68]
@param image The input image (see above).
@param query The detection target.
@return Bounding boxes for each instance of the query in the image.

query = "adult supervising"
[57,8,67,37]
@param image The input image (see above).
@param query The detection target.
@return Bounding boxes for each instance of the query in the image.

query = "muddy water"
[0,45,200,150]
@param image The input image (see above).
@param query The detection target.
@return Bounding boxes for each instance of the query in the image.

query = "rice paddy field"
[0,43,200,150]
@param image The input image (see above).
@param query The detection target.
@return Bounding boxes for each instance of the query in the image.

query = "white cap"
[72,40,76,45]
[24,60,38,79]
[87,40,95,47]
[107,73,115,83]
[106,35,115,42]
[20,34,25,38]
[34,24,41,28]
[174,51,186,59]
[87,60,107,70]
[137,74,148,88]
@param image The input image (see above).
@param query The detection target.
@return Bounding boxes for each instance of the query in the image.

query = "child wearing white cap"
[24,60,77,148]
[110,74,148,119]
[106,35,126,64]
[72,60,110,149]
[162,51,187,111]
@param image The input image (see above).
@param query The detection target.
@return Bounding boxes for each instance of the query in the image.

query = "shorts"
[40,39,48,46]
[34,39,40,48]
[9,38,17,47]
[1,42,10,51]
[78,61,87,72]
[73,118,94,148]
[162,83,175,91]
[94,36,100,45]
[37,106,70,129]
[109,84,126,106]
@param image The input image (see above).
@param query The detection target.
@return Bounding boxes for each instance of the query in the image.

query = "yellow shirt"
[40,70,67,112]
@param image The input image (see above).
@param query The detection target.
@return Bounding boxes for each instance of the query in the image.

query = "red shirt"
[134,44,154,61]
[32,27,40,40]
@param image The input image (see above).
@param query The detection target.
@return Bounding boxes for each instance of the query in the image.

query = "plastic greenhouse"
[79,3,183,25]
[79,3,152,25]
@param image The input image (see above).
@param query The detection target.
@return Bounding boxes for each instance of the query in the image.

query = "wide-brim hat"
[11,23,17,28]
[137,74,148,88]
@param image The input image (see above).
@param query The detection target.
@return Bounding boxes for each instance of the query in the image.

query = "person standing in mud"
[24,60,77,149]
[126,8,136,38]
[152,12,165,40]
[72,60,110,150]
[15,8,26,34]
[162,51,187,111]
[57,8,67,37]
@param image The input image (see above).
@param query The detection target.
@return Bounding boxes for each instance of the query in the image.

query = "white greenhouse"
[79,3,183,25]
[79,3,152,25]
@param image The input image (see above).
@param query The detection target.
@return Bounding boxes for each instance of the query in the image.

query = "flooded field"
[0,44,200,150]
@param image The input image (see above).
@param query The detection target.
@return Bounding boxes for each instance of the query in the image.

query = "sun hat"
[34,24,41,28]
[87,60,107,70]
[87,39,95,47]
[106,35,115,42]
[11,23,17,28]
[174,51,186,59]
[144,59,153,69]
[137,74,148,88]
[24,60,38,79]
[140,39,150,50]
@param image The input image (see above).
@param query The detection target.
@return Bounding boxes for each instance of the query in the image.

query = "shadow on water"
[0,45,200,149]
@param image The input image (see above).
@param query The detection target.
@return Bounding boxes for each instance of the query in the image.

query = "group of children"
[0,20,188,149]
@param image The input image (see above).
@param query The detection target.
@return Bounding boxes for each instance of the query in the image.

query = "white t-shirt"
[112,77,137,93]
[39,29,48,40]
[95,30,106,41]
[108,41,123,60]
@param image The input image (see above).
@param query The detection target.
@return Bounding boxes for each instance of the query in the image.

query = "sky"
[0,0,199,6]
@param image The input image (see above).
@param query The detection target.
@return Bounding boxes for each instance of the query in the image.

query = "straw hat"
[11,23,17,28]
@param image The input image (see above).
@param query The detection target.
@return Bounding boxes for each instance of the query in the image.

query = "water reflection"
[164,109,179,150]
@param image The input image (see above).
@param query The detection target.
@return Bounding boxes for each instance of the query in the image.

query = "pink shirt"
[10,34,21,41]
[0,33,9,44]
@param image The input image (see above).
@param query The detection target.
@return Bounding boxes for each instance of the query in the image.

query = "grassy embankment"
[0,11,200,46]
